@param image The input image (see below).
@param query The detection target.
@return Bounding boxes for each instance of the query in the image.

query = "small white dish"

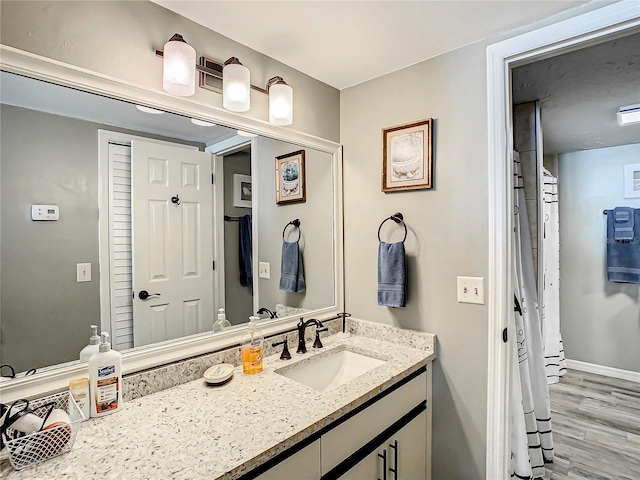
[203,363,234,385]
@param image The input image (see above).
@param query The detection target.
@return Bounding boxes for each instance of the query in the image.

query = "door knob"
[138,290,161,300]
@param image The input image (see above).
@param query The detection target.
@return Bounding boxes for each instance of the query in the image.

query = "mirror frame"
[0,45,344,402]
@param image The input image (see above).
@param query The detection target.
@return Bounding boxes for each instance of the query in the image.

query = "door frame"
[485,3,640,478]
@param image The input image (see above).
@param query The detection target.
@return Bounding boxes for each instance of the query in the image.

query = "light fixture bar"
[155,51,268,94]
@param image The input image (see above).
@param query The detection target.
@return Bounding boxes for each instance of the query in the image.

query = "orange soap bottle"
[241,316,264,375]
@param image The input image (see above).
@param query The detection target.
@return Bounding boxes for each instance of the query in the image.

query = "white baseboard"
[566,359,640,383]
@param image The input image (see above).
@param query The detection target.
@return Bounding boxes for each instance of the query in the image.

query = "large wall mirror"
[0,48,343,399]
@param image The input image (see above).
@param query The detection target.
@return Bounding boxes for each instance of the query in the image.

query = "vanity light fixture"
[162,34,196,97]
[618,104,640,125]
[267,76,294,126]
[135,105,164,115]
[156,35,294,125]
[190,118,217,127]
[222,57,251,112]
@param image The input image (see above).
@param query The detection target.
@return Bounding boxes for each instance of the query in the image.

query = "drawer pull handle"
[389,440,398,479]
[378,449,387,480]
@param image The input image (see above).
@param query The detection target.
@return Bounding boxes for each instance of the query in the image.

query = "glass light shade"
[223,62,250,112]
[162,38,196,96]
[269,82,293,126]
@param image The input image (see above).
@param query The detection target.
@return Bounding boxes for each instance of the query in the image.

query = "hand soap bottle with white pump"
[213,308,231,332]
[79,325,101,362]
[88,332,123,417]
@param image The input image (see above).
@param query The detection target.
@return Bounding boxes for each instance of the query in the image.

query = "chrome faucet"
[296,318,328,354]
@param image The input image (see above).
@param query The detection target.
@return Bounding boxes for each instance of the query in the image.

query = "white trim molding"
[565,360,640,384]
[486,3,640,479]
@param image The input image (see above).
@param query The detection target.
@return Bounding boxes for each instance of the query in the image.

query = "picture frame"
[233,174,252,208]
[382,118,433,192]
[275,150,306,204]
[624,163,640,199]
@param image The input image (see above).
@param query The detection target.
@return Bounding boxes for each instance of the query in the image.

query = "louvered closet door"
[108,143,134,350]
[131,140,213,347]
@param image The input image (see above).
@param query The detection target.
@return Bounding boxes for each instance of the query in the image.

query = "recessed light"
[135,105,164,115]
[191,118,217,127]
[237,130,258,137]
[618,104,640,125]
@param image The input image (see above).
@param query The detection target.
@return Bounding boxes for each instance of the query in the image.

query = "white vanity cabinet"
[251,367,430,480]
[341,409,427,480]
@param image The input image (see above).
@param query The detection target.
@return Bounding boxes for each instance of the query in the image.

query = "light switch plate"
[259,262,270,279]
[77,263,91,282]
[457,276,485,304]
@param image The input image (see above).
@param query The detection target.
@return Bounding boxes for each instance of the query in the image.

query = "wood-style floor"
[542,369,640,480]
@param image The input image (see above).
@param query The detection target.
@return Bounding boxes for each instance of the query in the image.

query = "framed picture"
[233,174,252,208]
[624,163,640,199]
[275,150,306,204]
[382,118,433,192]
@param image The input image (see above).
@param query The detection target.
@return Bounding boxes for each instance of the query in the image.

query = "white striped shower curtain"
[511,152,554,479]
[542,170,567,384]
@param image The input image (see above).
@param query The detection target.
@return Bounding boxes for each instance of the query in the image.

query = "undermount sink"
[275,347,386,393]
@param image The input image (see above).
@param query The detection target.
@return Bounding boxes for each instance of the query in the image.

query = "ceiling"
[152,0,590,90]
[513,32,640,155]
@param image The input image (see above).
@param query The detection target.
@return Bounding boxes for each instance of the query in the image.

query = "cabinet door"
[255,439,321,480]
[386,410,427,480]
[339,446,389,480]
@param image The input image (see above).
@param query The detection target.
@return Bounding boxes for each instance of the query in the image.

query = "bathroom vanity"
[0,320,435,480]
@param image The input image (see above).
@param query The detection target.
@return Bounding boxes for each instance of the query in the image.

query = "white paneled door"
[131,140,213,346]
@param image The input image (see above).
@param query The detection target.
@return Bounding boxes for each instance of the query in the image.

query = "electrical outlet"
[457,276,485,304]
[259,262,270,279]
[77,263,91,282]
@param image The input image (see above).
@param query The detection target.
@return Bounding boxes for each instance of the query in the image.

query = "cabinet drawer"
[321,370,427,473]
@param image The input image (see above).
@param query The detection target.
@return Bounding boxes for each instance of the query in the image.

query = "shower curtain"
[511,152,554,479]
[542,169,567,384]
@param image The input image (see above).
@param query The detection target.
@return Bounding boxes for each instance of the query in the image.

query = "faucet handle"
[313,327,329,349]
[272,339,292,360]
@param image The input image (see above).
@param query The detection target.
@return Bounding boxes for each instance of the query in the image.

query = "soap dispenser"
[241,316,264,375]
[79,325,101,362]
[213,308,231,332]
[88,332,123,417]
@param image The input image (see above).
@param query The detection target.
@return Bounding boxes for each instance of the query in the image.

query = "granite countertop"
[1,322,435,479]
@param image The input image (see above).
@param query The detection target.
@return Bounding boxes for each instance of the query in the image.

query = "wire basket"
[4,391,84,470]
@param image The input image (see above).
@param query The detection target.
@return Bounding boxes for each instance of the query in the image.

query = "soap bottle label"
[95,367,120,413]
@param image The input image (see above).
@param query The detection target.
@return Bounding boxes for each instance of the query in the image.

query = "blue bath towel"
[613,207,635,241]
[607,208,640,284]
[378,241,406,307]
[279,240,305,293]
[239,214,252,287]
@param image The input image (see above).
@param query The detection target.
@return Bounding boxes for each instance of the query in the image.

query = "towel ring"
[283,219,301,241]
[378,212,407,243]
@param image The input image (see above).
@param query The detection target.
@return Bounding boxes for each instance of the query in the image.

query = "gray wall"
[0,1,340,143]
[0,104,203,372]
[223,151,253,324]
[255,137,335,313]
[341,40,489,478]
[558,144,640,373]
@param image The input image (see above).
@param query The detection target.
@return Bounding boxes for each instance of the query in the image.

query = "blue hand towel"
[279,240,305,293]
[607,208,640,284]
[613,207,635,241]
[239,214,252,287]
[378,241,406,308]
